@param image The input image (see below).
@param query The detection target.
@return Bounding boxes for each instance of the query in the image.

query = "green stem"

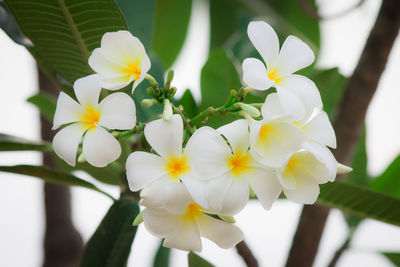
[115,123,145,139]
[189,106,237,127]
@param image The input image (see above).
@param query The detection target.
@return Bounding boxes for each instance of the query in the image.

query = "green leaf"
[0,2,31,46]
[370,155,400,198]
[81,199,139,267]
[153,240,170,267]
[347,128,369,186]
[200,50,241,127]
[152,0,192,68]
[178,89,198,119]
[317,181,400,226]
[116,0,155,49]
[188,252,214,267]
[5,0,128,85]
[381,252,400,266]
[310,68,347,120]
[0,164,114,200]
[209,0,235,50]
[0,133,51,152]
[27,93,56,121]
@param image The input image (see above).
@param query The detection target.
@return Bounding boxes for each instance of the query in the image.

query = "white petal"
[143,207,181,237]
[184,127,232,180]
[279,74,322,122]
[250,121,306,168]
[198,216,243,249]
[218,178,249,216]
[52,92,84,130]
[73,74,102,107]
[99,92,136,130]
[181,175,209,209]
[82,126,121,167]
[205,173,233,212]
[161,181,195,215]
[283,180,320,204]
[242,58,272,90]
[247,21,279,69]
[144,114,183,158]
[163,222,202,252]
[52,123,87,166]
[217,119,250,153]
[132,54,151,93]
[126,151,167,191]
[100,76,132,91]
[88,48,128,79]
[276,35,315,77]
[303,111,336,148]
[140,176,173,209]
[260,93,294,122]
[246,168,282,210]
[303,141,337,182]
[275,85,305,121]
[100,31,146,63]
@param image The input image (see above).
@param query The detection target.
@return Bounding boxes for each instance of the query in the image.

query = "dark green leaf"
[0,2,31,46]
[27,93,56,121]
[0,164,114,200]
[152,0,192,68]
[317,181,400,226]
[370,155,400,198]
[116,0,155,49]
[347,128,369,186]
[209,0,235,50]
[0,133,51,152]
[5,0,128,85]
[200,50,241,127]
[310,68,347,120]
[188,252,214,267]
[178,89,198,119]
[382,252,400,266]
[81,199,139,267]
[153,240,170,267]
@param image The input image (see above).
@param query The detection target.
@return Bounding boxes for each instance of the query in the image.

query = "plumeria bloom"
[242,21,322,121]
[52,74,136,167]
[88,30,151,92]
[186,120,281,214]
[126,114,208,209]
[141,182,243,252]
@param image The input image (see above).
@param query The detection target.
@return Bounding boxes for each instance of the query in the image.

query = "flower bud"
[141,98,158,107]
[77,153,86,163]
[234,102,261,118]
[133,210,144,226]
[162,99,173,121]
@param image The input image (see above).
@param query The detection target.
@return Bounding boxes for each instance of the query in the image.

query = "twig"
[235,241,259,267]
[285,0,400,266]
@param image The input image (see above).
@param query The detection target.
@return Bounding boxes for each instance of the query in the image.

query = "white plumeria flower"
[242,21,322,121]
[141,182,243,252]
[126,114,208,208]
[52,74,136,167]
[88,30,151,92]
[186,120,281,214]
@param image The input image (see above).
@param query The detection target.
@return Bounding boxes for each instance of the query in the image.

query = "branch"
[285,0,400,266]
[235,241,259,267]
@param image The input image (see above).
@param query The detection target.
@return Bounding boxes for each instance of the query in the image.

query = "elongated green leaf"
[200,50,241,127]
[0,133,51,152]
[310,68,347,119]
[27,92,56,121]
[0,2,31,46]
[178,89,198,119]
[381,252,400,266]
[81,199,140,267]
[153,240,170,267]
[152,0,192,68]
[209,0,235,50]
[317,181,400,226]
[370,155,400,198]
[116,0,155,49]
[5,0,128,85]
[0,164,114,200]
[188,252,214,267]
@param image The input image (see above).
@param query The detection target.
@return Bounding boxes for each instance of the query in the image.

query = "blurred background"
[1,0,400,266]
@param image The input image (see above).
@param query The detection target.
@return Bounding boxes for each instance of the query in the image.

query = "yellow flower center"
[267,67,283,85]
[284,154,301,175]
[165,156,190,179]
[181,203,203,221]
[122,61,141,80]
[257,124,275,143]
[228,151,251,176]
[80,105,101,130]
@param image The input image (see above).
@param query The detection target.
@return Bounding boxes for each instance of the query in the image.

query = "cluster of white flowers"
[52,21,351,252]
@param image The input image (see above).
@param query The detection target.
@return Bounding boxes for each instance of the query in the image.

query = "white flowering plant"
[2,1,400,266]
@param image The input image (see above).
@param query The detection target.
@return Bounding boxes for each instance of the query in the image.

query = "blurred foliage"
[188,252,214,267]
[153,240,171,267]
